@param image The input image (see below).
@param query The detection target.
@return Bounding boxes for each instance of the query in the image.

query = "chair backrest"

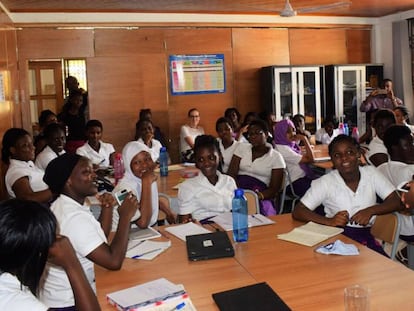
[243,189,260,215]
[158,192,171,225]
[370,212,401,260]
[279,168,300,214]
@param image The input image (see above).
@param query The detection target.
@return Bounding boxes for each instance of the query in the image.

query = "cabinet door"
[273,67,293,119]
[293,67,321,133]
[336,66,366,135]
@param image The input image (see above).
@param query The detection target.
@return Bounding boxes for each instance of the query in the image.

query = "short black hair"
[224,108,241,120]
[215,117,232,132]
[0,199,56,295]
[86,119,103,130]
[38,109,56,127]
[194,134,223,172]
[383,125,412,155]
[249,118,269,133]
[328,134,359,156]
[43,122,66,140]
[373,109,396,128]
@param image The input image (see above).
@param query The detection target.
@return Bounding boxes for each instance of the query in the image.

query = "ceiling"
[1,0,414,18]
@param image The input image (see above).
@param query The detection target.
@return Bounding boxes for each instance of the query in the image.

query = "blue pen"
[169,302,186,311]
[131,248,162,259]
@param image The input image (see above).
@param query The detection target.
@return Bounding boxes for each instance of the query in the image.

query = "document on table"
[210,212,275,231]
[277,221,343,247]
[126,240,171,260]
[165,222,211,241]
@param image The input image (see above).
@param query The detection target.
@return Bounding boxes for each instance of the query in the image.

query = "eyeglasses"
[189,115,200,118]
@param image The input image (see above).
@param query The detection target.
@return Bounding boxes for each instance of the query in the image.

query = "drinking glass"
[344,284,370,311]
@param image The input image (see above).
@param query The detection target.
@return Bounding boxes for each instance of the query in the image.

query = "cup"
[344,285,370,311]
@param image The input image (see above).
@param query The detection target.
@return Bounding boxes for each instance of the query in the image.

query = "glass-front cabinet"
[261,66,323,133]
[325,64,383,135]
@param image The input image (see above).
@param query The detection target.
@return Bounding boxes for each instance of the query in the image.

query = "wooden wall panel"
[17,28,94,59]
[289,29,347,65]
[165,28,233,162]
[346,29,371,64]
[94,29,165,56]
[87,54,167,153]
[232,28,289,116]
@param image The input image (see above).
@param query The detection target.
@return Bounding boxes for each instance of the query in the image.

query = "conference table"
[95,214,414,311]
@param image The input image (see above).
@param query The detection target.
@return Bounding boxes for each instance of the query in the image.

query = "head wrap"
[43,153,82,194]
[273,119,301,154]
[122,141,151,181]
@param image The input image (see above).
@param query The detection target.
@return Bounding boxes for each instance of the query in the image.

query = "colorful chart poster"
[170,54,225,95]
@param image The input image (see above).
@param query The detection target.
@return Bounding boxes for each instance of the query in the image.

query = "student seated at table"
[224,107,242,138]
[379,125,414,242]
[41,153,139,309]
[35,123,66,171]
[292,135,401,255]
[216,117,240,173]
[0,199,100,311]
[227,119,286,215]
[111,141,176,229]
[180,108,204,163]
[76,119,115,168]
[135,118,164,163]
[292,114,312,140]
[2,128,53,204]
[274,119,316,197]
[178,135,237,223]
[315,117,339,145]
[366,109,396,167]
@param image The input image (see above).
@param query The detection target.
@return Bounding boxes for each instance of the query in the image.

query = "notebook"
[186,231,234,261]
[212,282,291,311]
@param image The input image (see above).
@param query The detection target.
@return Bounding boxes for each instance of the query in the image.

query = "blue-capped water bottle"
[159,147,169,177]
[232,188,248,242]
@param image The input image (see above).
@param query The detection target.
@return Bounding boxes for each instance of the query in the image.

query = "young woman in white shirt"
[180,108,204,162]
[0,199,99,311]
[293,134,401,255]
[2,128,52,203]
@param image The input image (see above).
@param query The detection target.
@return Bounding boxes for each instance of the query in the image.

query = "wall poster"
[169,54,225,95]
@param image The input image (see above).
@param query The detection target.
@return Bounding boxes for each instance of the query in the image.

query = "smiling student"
[292,135,401,255]
[35,123,66,171]
[178,135,237,222]
[41,153,139,309]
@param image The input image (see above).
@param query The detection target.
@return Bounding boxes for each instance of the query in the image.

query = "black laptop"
[186,231,234,261]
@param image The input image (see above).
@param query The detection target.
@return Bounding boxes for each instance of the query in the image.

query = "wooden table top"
[95,214,414,311]
[156,164,199,197]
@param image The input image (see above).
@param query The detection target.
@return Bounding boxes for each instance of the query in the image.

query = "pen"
[169,302,186,311]
[251,214,263,223]
[127,240,145,251]
[132,248,162,259]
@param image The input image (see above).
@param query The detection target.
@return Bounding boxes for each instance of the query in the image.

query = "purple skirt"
[236,175,277,216]
[343,226,388,257]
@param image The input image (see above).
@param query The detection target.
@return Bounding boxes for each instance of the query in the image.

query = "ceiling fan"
[279,0,351,17]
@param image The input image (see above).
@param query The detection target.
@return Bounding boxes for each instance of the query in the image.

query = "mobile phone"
[397,181,411,193]
[377,89,388,95]
[114,189,129,205]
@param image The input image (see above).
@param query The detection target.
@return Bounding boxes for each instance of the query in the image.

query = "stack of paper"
[107,278,197,311]
[210,212,275,231]
[129,227,161,241]
[165,222,211,241]
[277,221,344,247]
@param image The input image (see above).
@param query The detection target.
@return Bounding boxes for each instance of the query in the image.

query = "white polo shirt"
[40,195,107,308]
[76,141,115,167]
[275,144,305,184]
[0,273,47,311]
[35,145,65,171]
[178,171,237,220]
[301,166,395,227]
[218,138,240,173]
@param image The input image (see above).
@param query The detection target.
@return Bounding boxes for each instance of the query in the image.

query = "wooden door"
[28,61,63,131]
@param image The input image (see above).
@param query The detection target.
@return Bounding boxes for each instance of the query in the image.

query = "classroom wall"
[15,26,371,163]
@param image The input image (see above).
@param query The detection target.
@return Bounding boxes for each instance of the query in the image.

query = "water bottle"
[338,123,344,135]
[159,147,169,177]
[232,188,248,242]
[113,153,124,185]
[344,123,349,136]
[352,127,360,142]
